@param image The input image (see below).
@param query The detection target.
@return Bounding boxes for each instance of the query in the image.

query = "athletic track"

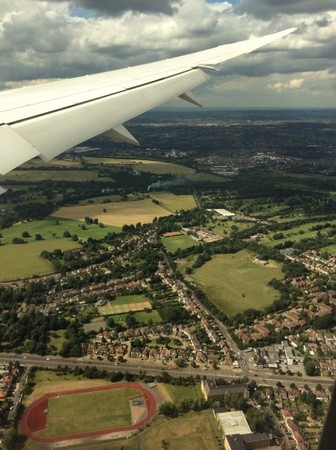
[20,382,157,444]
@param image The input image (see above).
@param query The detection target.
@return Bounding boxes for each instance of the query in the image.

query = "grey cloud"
[237,0,336,19]
[48,0,183,16]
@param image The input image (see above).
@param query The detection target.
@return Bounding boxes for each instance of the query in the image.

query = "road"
[0,352,333,391]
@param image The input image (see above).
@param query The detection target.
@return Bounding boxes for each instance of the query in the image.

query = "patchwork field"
[53,198,170,226]
[0,240,79,281]
[182,250,282,316]
[85,157,195,175]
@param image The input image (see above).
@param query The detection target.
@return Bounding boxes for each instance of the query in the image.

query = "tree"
[63,230,71,238]
[35,233,43,241]
[159,401,178,418]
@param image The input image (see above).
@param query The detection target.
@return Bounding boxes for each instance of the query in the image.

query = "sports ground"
[21,382,157,444]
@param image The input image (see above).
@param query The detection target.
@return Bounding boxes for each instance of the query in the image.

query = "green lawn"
[0,240,79,281]
[183,250,282,316]
[160,383,203,403]
[161,234,197,252]
[37,388,139,437]
[98,294,153,316]
[49,330,68,353]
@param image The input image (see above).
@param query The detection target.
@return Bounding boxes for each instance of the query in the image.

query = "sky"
[0,0,335,108]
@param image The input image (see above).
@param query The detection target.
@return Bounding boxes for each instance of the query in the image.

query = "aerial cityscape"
[0,1,335,450]
[0,108,335,449]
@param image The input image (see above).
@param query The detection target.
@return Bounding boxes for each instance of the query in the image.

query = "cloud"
[48,0,183,16]
[0,0,334,108]
[238,0,336,19]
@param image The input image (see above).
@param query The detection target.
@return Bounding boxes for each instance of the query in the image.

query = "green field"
[53,198,170,227]
[0,217,119,245]
[161,234,197,252]
[99,294,152,315]
[24,411,219,450]
[0,169,107,182]
[149,191,196,211]
[0,240,79,281]
[37,388,138,437]
[159,383,203,403]
[85,157,195,175]
[182,250,282,316]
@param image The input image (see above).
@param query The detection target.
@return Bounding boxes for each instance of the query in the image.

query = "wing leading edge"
[0,27,296,178]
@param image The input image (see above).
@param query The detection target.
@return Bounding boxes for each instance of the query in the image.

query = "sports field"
[85,157,195,175]
[98,294,152,315]
[0,240,79,281]
[37,388,136,437]
[161,234,197,252]
[53,198,170,226]
[21,382,157,444]
[184,250,282,316]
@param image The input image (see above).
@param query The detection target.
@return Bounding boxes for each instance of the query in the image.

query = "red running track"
[20,382,157,444]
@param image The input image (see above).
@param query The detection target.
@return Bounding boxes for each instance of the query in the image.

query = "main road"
[0,352,333,391]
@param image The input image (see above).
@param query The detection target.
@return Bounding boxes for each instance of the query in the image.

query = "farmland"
[84,157,195,175]
[53,198,171,227]
[0,240,79,281]
[149,191,196,211]
[181,250,282,316]
[0,169,107,182]
[0,217,119,245]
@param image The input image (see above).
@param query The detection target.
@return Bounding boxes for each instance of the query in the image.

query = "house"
[202,379,249,402]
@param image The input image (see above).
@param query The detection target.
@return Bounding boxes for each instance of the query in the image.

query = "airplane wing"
[0,27,296,178]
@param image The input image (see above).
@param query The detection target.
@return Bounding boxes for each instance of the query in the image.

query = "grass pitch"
[98,294,152,315]
[36,388,139,438]
[184,250,282,316]
[161,234,197,253]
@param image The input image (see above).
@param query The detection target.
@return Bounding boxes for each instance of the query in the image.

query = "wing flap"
[0,125,40,174]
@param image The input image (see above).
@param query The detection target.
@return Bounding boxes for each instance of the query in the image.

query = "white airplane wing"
[0,28,296,177]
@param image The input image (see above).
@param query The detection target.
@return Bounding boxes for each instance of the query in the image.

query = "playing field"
[184,250,282,316]
[98,294,152,315]
[84,157,195,175]
[0,240,79,281]
[53,198,171,226]
[36,388,138,437]
[161,234,197,252]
